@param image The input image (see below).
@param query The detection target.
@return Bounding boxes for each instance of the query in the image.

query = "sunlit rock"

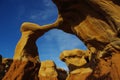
[53,0,120,79]
[60,49,91,72]
[66,68,92,80]
[2,0,120,79]
[38,60,58,80]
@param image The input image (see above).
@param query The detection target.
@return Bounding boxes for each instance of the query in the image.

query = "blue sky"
[0,0,87,70]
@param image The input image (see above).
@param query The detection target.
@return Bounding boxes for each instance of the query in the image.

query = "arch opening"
[37,29,87,71]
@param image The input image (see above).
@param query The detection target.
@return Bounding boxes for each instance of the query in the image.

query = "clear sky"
[0,0,87,70]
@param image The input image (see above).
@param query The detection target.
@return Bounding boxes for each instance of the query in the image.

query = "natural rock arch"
[3,0,120,80]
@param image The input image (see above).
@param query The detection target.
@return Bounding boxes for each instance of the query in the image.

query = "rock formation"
[2,58,13,72]
[52,0,120,79]
[13,22,61,61]
[38,60,67,80]
[2,11,64,80]
[38,60,58,80]
[57,68,67,80]
[60,49,93,80]
[60,49,91,72]
[1,0,120,80]
[3,20,62,80]
[66,68,92,80]
[0,56,13,80]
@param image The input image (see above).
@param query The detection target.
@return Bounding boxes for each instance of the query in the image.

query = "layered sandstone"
[52,0,120,79]
[1,0,120,80]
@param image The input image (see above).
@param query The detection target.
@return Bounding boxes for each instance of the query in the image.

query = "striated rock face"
[2,0,120,80]
[52,0,120,79]
[3,60,40,80]
[52,0,120,44]
[38,60,58,80]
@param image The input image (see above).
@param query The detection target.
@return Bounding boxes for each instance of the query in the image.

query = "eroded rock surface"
[52,0,120,79]
[66,68,92,80]
[3,17,63,80]
[2,8,63,79]
[0,57,13,80]
[60,49,91,72]
[3,22,57,80]
[38,60,58,80]
[3,60,40,80]
[39,60,67,80]
[2,0,120,80]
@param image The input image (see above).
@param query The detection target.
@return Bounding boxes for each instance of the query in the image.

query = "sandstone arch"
[52,0,120,79]
[3,0,120,80]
